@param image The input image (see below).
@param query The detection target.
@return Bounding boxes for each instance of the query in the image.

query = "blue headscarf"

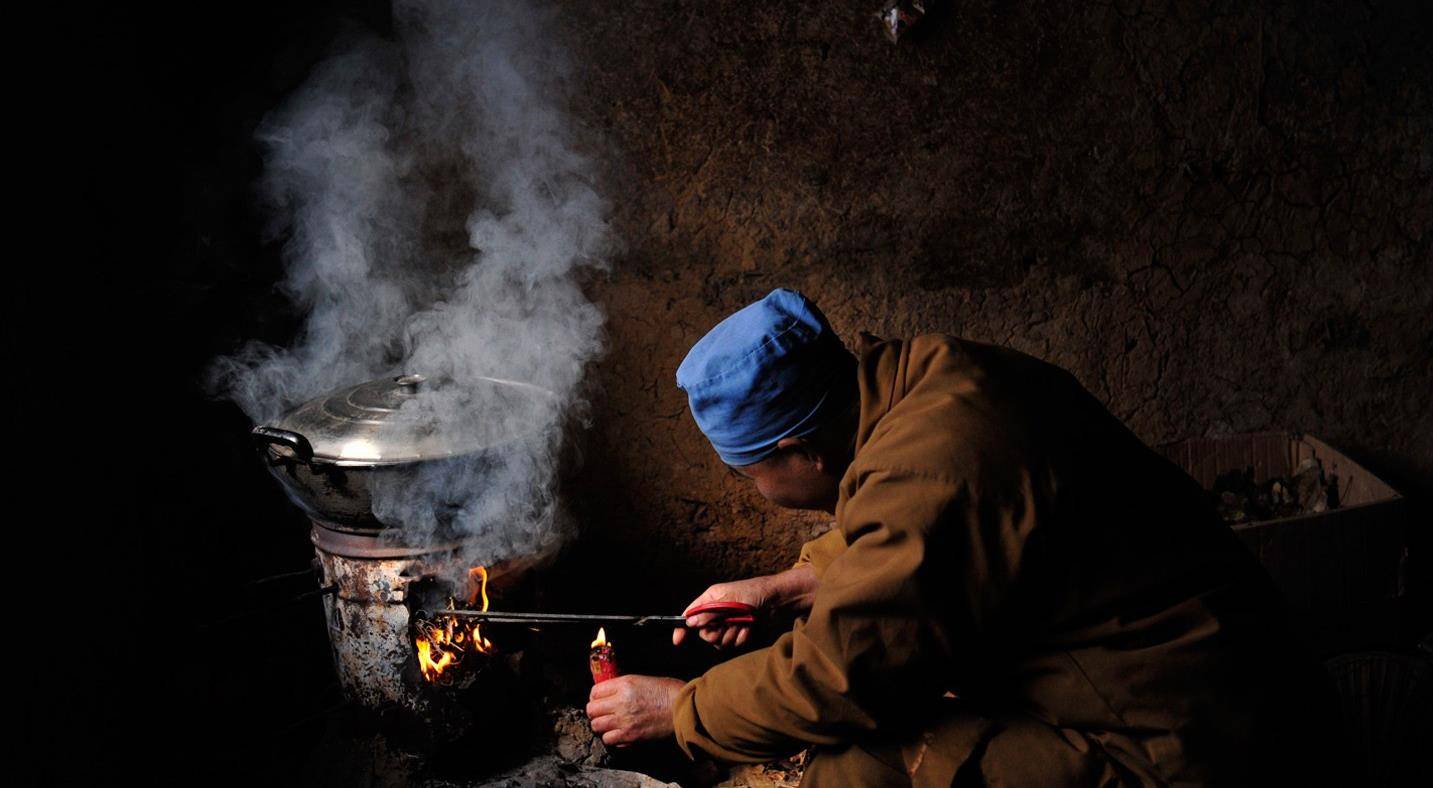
[676,289,856,466]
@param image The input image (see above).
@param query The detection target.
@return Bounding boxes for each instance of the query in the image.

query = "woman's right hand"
[672,565,818,649]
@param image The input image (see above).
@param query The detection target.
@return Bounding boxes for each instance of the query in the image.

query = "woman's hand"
[673,564,818,649]
[586,675,686,746]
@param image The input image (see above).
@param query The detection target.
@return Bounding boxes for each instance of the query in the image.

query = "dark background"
[44,0,1430,783]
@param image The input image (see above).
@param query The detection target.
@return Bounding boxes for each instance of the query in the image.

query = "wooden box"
[1160,432,1410,655]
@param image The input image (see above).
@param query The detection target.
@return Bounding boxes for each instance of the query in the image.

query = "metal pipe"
[199,585,339,630]
[247,564,320,587]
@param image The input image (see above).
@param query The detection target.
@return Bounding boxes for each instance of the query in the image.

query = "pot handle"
[251,426,314,465]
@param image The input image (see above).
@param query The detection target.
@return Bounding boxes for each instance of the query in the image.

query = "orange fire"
[415,565,495,684]
[591,627,609,649]
[468,566,490,608]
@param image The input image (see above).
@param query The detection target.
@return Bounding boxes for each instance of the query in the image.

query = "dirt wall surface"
[553,0,1431,599]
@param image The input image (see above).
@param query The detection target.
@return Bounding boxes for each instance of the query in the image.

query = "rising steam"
[211,0,613,567]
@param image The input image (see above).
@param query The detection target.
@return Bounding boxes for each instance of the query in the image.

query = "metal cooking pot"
[252,374,556,532]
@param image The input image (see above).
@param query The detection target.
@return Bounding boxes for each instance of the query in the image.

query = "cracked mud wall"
[551,0,1431,602]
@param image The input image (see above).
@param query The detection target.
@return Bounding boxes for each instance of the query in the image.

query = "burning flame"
[466,565,494,654]
[415,565,495,684]
[591,627,608,649]
[468,566,490,608]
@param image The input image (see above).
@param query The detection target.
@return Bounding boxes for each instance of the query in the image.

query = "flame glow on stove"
[415,566,494,684]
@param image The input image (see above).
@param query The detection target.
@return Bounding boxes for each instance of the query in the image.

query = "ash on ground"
[430,706,802,787]
[552,706,612,767]
[451,756,676,788]
[716,753,807,787]
[1210,457,1339,525]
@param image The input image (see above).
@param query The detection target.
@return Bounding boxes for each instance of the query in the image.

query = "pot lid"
[256,374,555,466]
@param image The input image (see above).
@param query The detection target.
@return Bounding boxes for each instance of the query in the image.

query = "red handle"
[683,601,757,624]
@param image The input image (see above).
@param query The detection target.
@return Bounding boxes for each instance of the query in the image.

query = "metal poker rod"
[418,602,757,628]
[418,610,687,627]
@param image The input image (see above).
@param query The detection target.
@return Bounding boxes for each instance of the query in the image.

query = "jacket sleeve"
[673,463,1038,762]
[791,525,846,578]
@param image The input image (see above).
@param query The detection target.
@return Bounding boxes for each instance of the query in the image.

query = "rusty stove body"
[253,375,555,727]
[310,522,458,710]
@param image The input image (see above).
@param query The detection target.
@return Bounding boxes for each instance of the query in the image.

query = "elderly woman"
[586,289,1341,786]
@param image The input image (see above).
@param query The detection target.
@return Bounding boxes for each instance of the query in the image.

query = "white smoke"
[211,0,613,567]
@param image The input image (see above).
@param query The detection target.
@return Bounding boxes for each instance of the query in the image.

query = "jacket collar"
[852,332,908,458]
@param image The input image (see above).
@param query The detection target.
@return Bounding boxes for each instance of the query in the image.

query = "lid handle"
[251,426,314,466]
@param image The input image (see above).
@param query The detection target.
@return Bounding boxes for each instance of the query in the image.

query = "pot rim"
[251,374,557,468]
